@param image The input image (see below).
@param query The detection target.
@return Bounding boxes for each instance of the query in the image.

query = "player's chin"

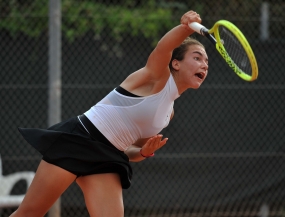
[192,85,201,89]
[192,80,204,89]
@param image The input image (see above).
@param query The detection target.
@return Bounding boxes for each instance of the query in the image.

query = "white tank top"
[84,74,180,151]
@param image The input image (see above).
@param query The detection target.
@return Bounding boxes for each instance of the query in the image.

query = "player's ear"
[171,59,180,71]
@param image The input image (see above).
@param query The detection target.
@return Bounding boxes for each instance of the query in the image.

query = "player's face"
[179,45,208,89]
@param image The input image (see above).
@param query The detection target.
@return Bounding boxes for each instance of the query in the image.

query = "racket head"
[208,20,258,81]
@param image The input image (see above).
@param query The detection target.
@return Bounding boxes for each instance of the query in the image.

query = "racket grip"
[188,22,208,35]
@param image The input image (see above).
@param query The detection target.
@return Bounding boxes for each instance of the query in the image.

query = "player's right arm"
[145,11,201,80]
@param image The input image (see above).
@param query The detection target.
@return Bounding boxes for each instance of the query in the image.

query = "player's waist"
[77,114,117,150]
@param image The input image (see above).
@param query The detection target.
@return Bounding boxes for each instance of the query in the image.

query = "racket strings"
[219,26,252,75]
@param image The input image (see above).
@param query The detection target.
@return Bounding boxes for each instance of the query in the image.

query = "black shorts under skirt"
[18,115,132,189]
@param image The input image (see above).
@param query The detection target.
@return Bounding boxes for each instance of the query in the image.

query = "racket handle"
[188,22,209,35]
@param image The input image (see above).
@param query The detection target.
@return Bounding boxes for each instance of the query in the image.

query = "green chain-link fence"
[1,1,284,216]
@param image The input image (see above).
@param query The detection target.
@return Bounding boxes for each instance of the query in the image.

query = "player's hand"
[140,134,168,156]
[180,10,202,27]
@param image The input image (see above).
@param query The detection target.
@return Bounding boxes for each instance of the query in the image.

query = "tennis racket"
[189,20,258,81]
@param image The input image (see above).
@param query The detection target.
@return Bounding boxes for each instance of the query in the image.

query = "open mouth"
[195,72,205,80]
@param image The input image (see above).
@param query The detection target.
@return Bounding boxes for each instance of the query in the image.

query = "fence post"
[48,0,62,216]
[260,2,269,41]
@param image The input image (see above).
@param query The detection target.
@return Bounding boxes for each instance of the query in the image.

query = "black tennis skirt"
[18,114,132,189]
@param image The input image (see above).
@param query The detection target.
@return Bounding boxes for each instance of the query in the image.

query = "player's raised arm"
[145,11,202,80]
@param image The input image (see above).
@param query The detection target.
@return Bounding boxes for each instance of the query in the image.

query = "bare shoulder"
[121,68,150,87]
[120,67,170,96]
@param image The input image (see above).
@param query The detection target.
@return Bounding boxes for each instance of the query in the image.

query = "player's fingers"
[144,135,162,149]
[156,138,168,150]
[181,11,201,25]
[153,134,163,144]
[152,135,168,149]
[190,12,201,23]
[141,135,168,156]
[144,136,158,147]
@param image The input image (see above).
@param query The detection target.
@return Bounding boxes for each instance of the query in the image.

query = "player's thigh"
[76,173,124,217]
[16,160,77,216]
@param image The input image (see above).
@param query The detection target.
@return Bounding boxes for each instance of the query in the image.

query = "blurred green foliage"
[0,0,284,42]
[61,1,175,42]
[0,0,178,42]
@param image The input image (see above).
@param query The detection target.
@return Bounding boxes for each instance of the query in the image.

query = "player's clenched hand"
[180,10,202,27]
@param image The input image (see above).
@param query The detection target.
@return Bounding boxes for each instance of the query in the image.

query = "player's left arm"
[125,135,168,162]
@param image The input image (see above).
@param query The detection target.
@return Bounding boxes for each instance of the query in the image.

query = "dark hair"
[169,37,205,73]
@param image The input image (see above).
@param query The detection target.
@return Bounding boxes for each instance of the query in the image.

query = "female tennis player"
[11,10,208,217]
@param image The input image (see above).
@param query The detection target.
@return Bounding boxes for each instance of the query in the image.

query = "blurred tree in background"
[1,0,284,43]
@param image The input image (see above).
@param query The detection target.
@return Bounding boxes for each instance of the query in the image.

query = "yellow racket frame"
[208,20,258,81]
